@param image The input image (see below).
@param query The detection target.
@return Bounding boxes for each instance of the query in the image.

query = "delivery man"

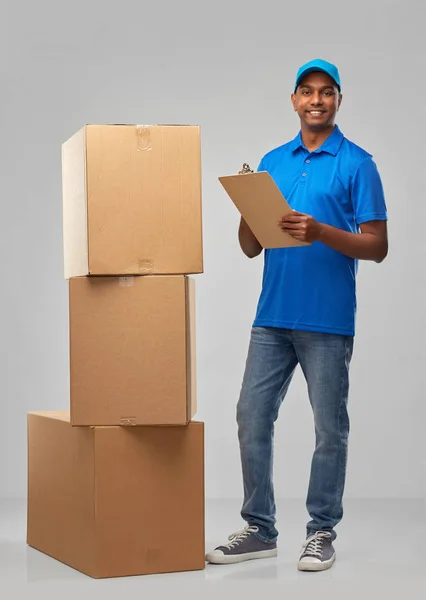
[206,59,388,571]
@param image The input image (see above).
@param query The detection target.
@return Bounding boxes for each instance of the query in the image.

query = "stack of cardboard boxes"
[26,124,205,578]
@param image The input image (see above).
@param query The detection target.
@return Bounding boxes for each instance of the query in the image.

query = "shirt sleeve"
[257,158,265,172]
[351,157,388,225]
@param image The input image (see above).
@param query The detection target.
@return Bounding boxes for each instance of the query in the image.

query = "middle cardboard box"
[69,274,196,427]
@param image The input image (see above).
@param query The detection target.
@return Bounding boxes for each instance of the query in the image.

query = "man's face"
[291,71,342,130]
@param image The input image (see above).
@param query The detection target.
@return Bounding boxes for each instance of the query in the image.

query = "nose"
[310,92,323,105]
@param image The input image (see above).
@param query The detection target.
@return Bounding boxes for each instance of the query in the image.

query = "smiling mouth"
[307,110,325,116]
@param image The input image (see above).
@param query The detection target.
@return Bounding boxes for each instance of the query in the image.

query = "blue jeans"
[236,326,354,543]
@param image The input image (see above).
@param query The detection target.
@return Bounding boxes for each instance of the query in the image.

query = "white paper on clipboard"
[218,170,310,248]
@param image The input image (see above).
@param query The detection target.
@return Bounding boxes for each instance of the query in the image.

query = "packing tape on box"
[136,125,152,151]
[118,259,155,279]
[138,258,154,274]
[120,417,137,426]
[119,276,135,287]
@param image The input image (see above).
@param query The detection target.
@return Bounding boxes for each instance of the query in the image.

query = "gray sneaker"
[297,531,336,571]
[205,525,277,564]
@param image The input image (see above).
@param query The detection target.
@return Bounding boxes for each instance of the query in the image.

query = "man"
[206,59,388,572]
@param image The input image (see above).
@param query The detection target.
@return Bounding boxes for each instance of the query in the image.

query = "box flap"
[62,126,89,278]
[186,276,197,420]
[27,412,96,576]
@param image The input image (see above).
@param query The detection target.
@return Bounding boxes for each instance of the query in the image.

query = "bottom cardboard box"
[27,410,205,578]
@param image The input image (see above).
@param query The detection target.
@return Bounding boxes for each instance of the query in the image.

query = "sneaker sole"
[297,553,336,572]
[206,548,278,565]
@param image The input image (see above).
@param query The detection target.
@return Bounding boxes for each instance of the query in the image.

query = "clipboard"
[218,170,310,248]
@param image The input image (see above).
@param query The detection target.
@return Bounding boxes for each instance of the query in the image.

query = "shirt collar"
[290,124,344,156]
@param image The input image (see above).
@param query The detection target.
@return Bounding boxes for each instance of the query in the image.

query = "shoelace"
[302,531,332,558]
[222,525,259,549]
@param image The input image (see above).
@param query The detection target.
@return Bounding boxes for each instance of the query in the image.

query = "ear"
[291,93,297,111]
[337,93,343,110]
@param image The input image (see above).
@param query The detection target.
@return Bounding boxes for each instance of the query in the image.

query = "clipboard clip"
[238,162,254,175]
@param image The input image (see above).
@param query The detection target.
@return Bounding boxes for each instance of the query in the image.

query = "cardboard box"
[69,275,197,426]
[62,124,203,278]
[27,411,205,578]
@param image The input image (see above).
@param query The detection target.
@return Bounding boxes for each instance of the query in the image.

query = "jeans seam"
[331,337,351,522]
[259,330,297,537]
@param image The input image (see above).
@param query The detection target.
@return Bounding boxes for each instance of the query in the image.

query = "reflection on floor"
[1,498,425,598]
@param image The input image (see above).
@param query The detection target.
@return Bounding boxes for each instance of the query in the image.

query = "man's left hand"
[278,211,323,243]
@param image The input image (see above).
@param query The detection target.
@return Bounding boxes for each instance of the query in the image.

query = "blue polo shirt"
[253,125,387,337]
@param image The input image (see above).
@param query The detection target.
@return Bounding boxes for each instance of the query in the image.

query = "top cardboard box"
[62,124,203,278]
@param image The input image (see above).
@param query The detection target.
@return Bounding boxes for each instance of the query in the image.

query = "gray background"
[1,0,425,503]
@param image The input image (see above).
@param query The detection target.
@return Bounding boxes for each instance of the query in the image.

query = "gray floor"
[1,498,425,599]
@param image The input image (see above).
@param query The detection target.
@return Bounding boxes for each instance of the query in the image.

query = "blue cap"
[294,59,341,92]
